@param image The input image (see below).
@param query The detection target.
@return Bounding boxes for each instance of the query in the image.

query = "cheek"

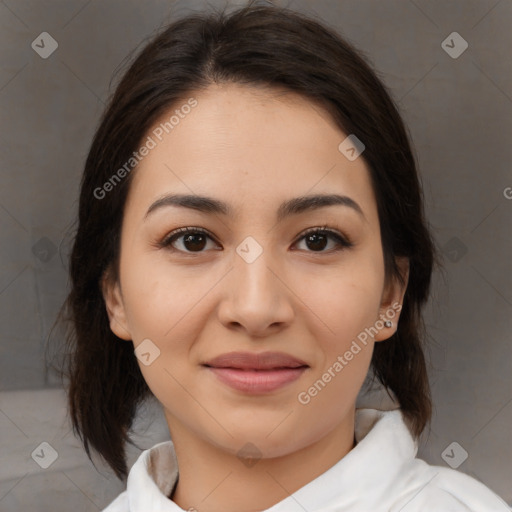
[116,253,204,396]
[292,261,381,432]
[294,271,379,395]
[291,255,385,344]
[119,262,208,410]
[120,250,208,339]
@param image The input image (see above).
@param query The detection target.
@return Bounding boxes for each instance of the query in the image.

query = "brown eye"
[294,228,353,253]
[159,226,352,255]
[161,227,218,253]
[180,232,208,251]
[304,232,329,251]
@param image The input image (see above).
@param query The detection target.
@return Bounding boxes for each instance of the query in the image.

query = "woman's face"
[103,83,407,459]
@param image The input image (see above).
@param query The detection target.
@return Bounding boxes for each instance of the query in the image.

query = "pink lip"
[203,351,309,394]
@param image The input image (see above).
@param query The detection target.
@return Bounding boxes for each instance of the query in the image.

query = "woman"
[61,3,510,511]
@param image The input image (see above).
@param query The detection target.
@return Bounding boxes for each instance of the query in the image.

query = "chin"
[205,413,312,457]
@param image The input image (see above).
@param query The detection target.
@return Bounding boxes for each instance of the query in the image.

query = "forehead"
[125,83,378,224]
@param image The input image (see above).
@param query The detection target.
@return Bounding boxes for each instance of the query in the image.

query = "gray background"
[0,0,511,510]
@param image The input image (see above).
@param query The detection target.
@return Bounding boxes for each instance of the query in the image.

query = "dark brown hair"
[56,1,438,480]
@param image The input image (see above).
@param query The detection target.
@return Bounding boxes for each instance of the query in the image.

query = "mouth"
[202,351,309,394]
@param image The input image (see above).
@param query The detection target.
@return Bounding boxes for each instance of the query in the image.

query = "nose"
[217,239,294,337]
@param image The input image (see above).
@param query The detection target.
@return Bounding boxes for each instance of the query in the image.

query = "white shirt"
[102,408,510,511]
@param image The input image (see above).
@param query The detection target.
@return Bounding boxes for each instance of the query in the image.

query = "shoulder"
[101,491,128,512]
[353,408,510,511]
[389,460,511,512]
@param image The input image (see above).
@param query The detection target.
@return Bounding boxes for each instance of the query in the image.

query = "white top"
[102,408,510,511]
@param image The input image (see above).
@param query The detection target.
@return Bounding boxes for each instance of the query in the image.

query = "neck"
[165,409,356,512]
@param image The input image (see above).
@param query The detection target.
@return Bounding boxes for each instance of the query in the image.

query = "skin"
[103,82,409,512]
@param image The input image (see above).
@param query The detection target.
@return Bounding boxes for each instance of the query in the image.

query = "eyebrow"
[144,193,366,222]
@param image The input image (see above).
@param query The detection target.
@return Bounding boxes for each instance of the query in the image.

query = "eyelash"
[158,225,353,255]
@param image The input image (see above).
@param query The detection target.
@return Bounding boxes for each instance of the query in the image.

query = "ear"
[374,257,409,342]
[101,269,132,341]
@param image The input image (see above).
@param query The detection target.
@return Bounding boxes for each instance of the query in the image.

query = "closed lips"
[203,351,309,370]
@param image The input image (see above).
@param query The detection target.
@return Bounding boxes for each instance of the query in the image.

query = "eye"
[158,225,353,254]
[159,227,219,253]
[293,226,353,253]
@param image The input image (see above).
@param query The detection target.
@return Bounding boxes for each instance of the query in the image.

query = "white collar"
[126,408,416,511]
